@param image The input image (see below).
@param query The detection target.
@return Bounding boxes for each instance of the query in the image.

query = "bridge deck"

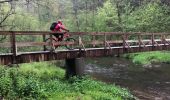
[0,44,169,65]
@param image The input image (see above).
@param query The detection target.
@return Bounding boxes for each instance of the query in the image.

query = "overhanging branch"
[0,0,12,3]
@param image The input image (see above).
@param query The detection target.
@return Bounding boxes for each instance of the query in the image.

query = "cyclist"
[52,20,69,41]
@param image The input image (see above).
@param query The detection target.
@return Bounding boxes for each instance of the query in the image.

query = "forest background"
[0,0,170,33]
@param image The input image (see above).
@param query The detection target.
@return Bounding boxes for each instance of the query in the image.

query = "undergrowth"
[0,62,135,100]
[124,51,170,65]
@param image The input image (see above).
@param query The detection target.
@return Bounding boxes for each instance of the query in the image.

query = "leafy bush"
[0,76,12,98]
[0,62,135,99]
[124,51,170,64]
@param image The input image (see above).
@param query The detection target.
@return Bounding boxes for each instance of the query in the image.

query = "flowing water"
[83,57,170,100]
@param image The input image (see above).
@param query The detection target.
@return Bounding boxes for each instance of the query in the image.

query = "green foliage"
[0,74,12,98]
[65,0,170,32]
[0,62,135,99]
[95,0,119,32]
[48,76,134,100]
[12,14,40,31]
[0,62,64,99]
[1,0,170,53]
[123,1,170,32]
[0,0,170,33]
[18,62,65,80]
[124,51,170,64]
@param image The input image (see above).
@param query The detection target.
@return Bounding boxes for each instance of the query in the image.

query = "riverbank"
[0,62,135,100]
[124,51,170,65]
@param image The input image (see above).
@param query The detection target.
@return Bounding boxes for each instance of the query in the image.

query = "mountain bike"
[45,32,76,50]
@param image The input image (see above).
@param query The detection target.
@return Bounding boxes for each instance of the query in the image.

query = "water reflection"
[84,57,170,100]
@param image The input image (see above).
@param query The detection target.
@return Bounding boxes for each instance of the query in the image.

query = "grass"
[124,51,170,65]
[0,62,135,100]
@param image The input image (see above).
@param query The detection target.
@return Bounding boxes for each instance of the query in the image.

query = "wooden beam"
[0,45,170,65]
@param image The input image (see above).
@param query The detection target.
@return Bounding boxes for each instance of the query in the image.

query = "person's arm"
[60,25,69,32]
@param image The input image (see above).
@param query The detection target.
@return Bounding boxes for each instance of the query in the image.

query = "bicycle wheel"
[65,38,76,50]
[45,38,58,51]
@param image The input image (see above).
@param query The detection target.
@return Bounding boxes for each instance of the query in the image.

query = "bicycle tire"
[45,38,58,51]
[65,38,76,50]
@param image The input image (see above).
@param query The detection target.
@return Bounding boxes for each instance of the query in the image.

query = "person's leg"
[53,34,59,41]
[52,34,60,49]
[58,34,64,41]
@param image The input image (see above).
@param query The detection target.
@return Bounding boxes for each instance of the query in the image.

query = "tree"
[0,0,16,42]
[124,1,170,32]
[95,0,119,32]
[0,0,16,30]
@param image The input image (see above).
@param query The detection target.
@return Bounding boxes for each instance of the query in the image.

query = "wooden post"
[43,34,46,51]
[92,33,96,47]
[138,35,141,51]
[151,34,154,50]
[161,35,166,50]
[138,34,146,51]
[138,35,141,47]
[104,33,107,49]
[65,58,85,79]
[78,36,81,47]
[50,34,53,52]
[10,31,17,64]
[122,34,126,48]
[78,34,85,51]
[122,34,128,53]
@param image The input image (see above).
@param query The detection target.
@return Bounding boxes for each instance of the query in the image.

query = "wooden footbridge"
[0,31,170,65]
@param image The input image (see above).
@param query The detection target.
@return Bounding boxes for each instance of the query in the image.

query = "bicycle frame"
[63,32,70,40]
[45,32,76,50]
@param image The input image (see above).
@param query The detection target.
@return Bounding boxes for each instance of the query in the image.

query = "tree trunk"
[72,0,80,31]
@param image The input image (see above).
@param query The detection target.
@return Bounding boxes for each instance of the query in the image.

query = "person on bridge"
[50,20,69,41]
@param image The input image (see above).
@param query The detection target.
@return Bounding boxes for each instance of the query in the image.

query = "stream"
[83,57,170,100]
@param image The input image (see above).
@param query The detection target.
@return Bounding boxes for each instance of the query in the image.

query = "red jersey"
[53,23,66,32]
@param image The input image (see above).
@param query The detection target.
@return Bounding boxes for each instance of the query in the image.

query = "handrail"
[0,31,170,53]
[0,31,170,35]
[0,31,170,65]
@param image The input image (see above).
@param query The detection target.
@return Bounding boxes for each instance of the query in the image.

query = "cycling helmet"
[57,20,62,24]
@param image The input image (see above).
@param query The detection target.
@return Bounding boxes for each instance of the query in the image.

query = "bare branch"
[0,0,12,3]
[0,1,15,25]
[0,12,14,25]
[0,24,14,28]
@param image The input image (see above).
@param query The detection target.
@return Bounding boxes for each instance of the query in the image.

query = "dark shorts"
[53,33,64,41]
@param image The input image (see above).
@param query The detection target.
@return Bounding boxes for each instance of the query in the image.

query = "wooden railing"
[0,31,170,65]
[0,31,170,54]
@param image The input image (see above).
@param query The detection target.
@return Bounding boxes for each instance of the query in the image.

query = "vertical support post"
[92,33,96,47]
[122,34,125,48]
[43,34,46,51]
[122,34,128,53]
[161,35,164,44]
[78,34,85,50]
[138,34,145,51]
[151,34,154,50]
[10,31,17,64]
[65,58,85,79]
[103,33,108,56]
[78,35,81,47]
[65,58,76,79]
[138,35,141,47]
[49,33,54,61]
[161,34,166,50]
[138,35,141,52]
[50,34,53,51]
[104,33,107,49]
[75,57,84,76]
